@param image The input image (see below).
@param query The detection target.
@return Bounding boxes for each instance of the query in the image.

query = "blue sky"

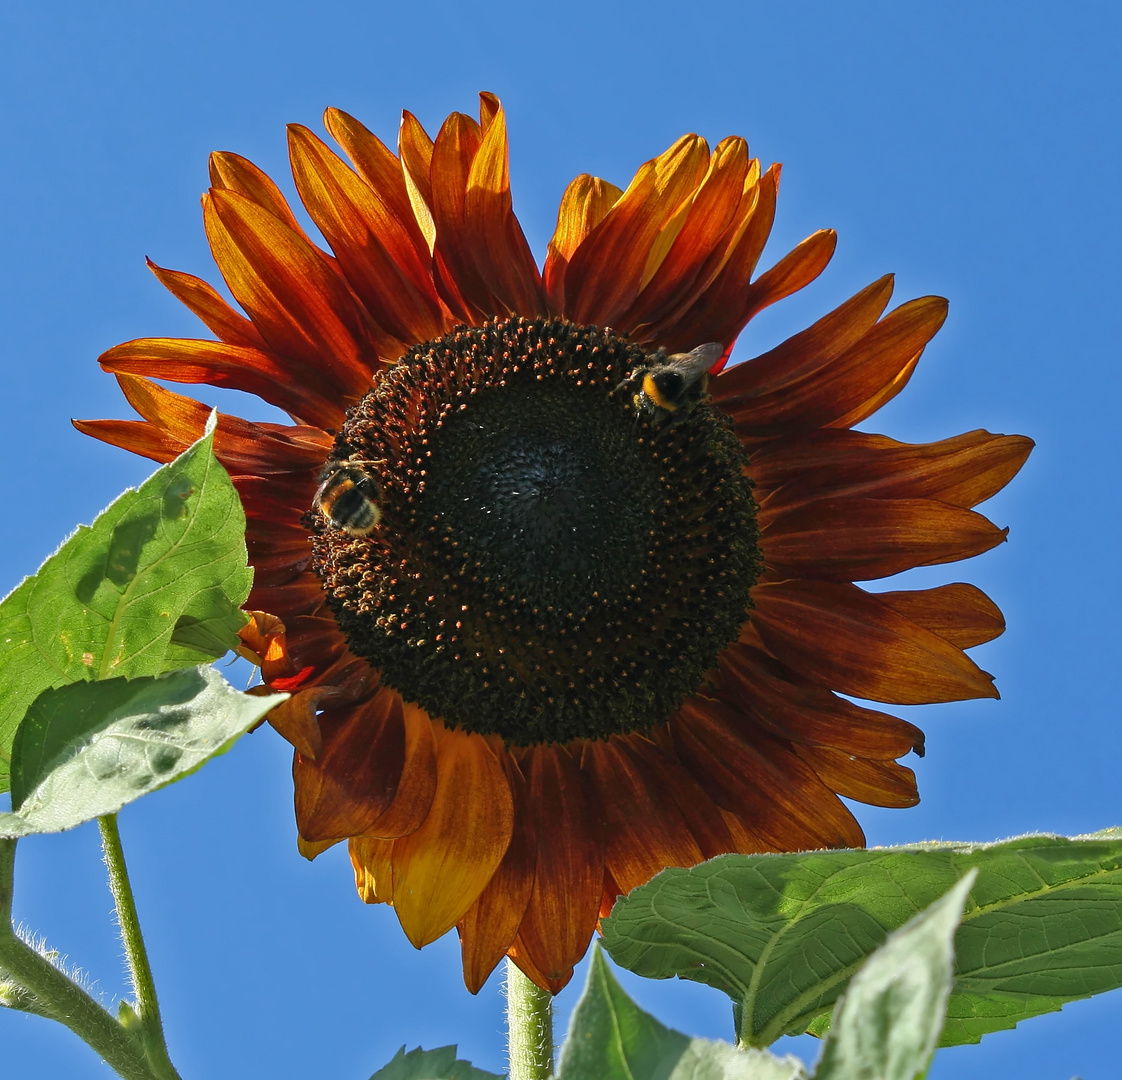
[1,2,1119,1077]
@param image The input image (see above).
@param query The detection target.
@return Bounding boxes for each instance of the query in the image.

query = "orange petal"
[429,111,486,322]
[293,689,406,842]
[829,352,922,429]
[288,124,447,350]
[398,109,436,251]
[478,91,501,129]
[350,834,395,904]
[209,151,309,238]
[462,100,546,318]
[543,174,622,313]
[618,138,753,334]
[585,737,704,896]
[672,698,865,850]
[517,744,604,985]
[712,275,894,403]
[719,295,947,437]
[457,753,536,994]
[94,373,331,475]
[751,429,1035,512]
[760,496,1009,581]
[643,165,789,352]
[661,226,836,355]
[204,188,379,397]
[750,580,999,704]
[719,640,925,759]
[323,107,433,258]
[874,583,1005,649]
[114,374,330,471]
[391,725,513,948]
[793,744,919,808]
[563,135,711,327]
[360,701,438,839]
[99,337,344,430]
[298,836,340,861]
[146,260,266,351]
[73,418,186,465]
[236,609,287,661]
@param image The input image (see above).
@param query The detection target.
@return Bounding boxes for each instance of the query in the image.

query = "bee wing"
[667,342,724,378]
[313,464,340,507]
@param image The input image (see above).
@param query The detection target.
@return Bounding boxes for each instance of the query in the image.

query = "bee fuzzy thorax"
[314,461,383,536]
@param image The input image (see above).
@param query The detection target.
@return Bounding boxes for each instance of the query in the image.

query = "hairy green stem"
[99,816,181,1080]
[0,838,156,1080]
[506,958,553,1080]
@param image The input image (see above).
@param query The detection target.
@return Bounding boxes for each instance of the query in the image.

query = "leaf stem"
[505,958,553,1080]
[0,837,156,1080]
[99,815,182,1080]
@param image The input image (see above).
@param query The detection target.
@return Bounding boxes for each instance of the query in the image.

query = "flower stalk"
[0,837,156,1080]
[506,958,554,1080]
[98,814,182,1080]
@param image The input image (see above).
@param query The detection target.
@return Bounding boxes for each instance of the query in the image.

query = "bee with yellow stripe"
[313,459,385,536]
[618,342,724,429]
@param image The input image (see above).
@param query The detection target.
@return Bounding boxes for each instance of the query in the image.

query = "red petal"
[793,745,919,808]
[457,752,536,994]
[752,429,1034,512]
[672,699,865,850]
[719,639,926,759]
[761,496,1008,581]
[718,295,947,436]
[293,689,407,842]
[360,701,438,839]
[585,737,704,896]
[711,276,894,404]
[517,745,604,985]
[750,580,998,704]
[618,138,754,334]
[874,583,1005,649]
[323,107,433,261]
[461,101,546,317]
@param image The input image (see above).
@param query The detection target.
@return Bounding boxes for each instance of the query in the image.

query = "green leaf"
[368,1045,502,1080]
[813,872,975,1080]
[0,415,252,792]
[600,832,1122,1048]
[0,666,285,836]
[556,945,806,1080]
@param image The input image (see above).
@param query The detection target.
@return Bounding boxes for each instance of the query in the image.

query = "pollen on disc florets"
[309,316,761,745]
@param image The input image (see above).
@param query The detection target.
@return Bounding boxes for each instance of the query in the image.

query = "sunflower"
[76,93,1032,994]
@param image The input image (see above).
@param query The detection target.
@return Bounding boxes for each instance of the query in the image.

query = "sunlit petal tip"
[297,836,341,861]
[350,834,395,904]
[391,727,514,948]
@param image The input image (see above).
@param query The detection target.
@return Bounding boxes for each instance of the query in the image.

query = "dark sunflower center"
[309,317,761,745]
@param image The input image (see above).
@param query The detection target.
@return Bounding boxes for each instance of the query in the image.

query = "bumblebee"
[617,341,724,428]
[313,460,384,536]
